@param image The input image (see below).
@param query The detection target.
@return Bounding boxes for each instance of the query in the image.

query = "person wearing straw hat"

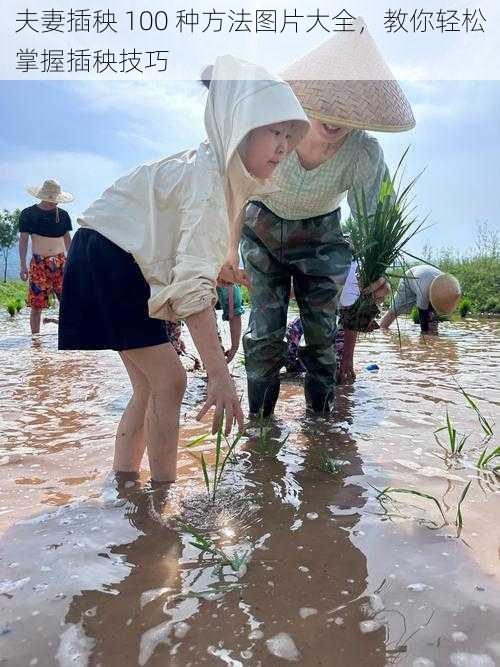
[18,179,74,334]
[380,265,461,334]
[230,17,415,417]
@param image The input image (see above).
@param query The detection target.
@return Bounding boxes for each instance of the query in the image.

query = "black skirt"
[58,228,169,351]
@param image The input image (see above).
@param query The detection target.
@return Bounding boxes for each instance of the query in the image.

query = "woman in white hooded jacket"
[58,55,309,483]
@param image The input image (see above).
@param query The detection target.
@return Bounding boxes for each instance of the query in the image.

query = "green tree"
[0,209,21,282]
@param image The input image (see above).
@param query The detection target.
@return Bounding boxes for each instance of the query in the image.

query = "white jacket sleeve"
[147,166,228,322]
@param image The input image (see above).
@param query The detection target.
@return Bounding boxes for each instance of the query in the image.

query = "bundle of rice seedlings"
[342,149,427,332]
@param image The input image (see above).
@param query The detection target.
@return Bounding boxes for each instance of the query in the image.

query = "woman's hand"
[337,359,356,384]
[224,346,238,364]
[363,276,390,304]
[20,267,28,281]
[217,247,251,288]
[196,373,244,436]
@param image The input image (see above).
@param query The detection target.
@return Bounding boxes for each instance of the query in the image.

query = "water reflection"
[0,314,499,666]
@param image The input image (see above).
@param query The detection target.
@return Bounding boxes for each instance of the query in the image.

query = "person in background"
[216,285,245,363]
[285,261,374,383]
[18,179,73,335]
[230,18,414,417]
[380,265,461,334]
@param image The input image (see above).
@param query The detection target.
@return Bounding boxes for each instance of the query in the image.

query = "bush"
[0,280,27,308]
[6,299,17,317]
[410,305,420,324]
[483,298,498,313]
[459,297,472,318]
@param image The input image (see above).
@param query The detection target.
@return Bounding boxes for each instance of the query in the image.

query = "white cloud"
[69,80,206,153]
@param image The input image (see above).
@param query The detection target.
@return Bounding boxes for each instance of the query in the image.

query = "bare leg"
[113,353,151,474]
[121,343,187,482]
[379,310,397,330]
[30,307,42,334]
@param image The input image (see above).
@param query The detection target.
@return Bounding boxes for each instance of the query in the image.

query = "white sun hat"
[429,274,462,315]
[26,178,74,203]
[280,16,415,132]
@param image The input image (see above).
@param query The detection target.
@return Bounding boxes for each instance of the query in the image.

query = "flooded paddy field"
[0,311,499,666]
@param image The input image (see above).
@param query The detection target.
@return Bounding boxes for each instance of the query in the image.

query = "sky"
[1,0,499,275]
[1,78,498,264]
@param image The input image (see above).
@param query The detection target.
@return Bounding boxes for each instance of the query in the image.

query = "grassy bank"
[0,280,27,309]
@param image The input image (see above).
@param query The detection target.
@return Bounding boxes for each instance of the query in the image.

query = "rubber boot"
[247,378,280,418]
[304,375,334,416]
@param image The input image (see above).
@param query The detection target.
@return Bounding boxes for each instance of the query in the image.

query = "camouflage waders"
[241,202,352,416]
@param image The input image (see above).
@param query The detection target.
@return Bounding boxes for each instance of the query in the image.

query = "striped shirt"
[256,130,389,221]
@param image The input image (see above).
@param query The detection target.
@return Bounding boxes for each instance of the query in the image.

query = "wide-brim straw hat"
[429,274,461,315]
[26,178,74,203]
[280,17,415,133]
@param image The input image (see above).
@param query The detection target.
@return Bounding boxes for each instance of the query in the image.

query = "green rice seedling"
[477,444,500,471]
[183,525,248,572]
[375,485,447,524]
[454,380,494,438]
[342,148,431,332]
[185,427,244,502]
[15,298,23,313]
[458,297,472,318]
[410,305,420,324]
[434,408,469,456]
[255,423,289,457]
[6,300,16,317]
[455,481,472,532]
[318,452,343,475]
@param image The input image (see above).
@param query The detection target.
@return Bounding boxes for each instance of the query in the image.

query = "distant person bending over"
[18,179,73,335]
[380,265,461,334]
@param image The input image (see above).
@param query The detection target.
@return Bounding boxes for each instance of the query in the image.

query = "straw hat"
[26,179,74,203]
[429,274,461,315]
[280,17,415,132]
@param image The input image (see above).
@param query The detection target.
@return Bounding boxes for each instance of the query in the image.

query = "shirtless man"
[19,179,73,334]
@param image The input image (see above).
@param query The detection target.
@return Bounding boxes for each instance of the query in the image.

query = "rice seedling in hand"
[183,525,248,573]
[343,148,428,332]
[185,426,244,503]
[375,485,447,524]
[434,408,469,456]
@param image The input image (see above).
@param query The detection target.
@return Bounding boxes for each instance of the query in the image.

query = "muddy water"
[0,311,499,667]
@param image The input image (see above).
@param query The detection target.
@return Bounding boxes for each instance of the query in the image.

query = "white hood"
[205,54,310,174]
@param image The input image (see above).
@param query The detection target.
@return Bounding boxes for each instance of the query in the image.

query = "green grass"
[0,280,26,308]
